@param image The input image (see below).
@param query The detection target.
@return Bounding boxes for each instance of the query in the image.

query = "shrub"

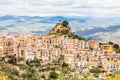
[61,30,69,35]
[8,57,16,64]
[27,59,41,67]
[12,68,19,76]
[93,73,99,78]
[108,41,113,45]
[41,75,45,79]
[72,34,84,40]
[22,73,27,78]
[97,65,103,68]
[62,62,69,68]
[0,71,9,80]
[49,71,58,79]
[16,64,28,69]
[90,68,100,73]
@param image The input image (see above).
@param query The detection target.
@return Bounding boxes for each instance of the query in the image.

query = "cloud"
[0,0,120,18]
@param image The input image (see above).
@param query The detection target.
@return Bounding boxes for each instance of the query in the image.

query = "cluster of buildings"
[0,22,120,74]
[0,32,120,73]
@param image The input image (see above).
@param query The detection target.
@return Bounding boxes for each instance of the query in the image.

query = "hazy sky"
[0,0,120,18]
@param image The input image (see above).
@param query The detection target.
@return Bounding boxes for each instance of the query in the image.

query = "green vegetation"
[26,58,41,67]
[108,41,120,53]
[70,75,79,80]
[61,30,69,35]
[116,49,120,53]
[62,20,69,27]
[0,59,41,80]
[89,65,105,78]
[99,42,103,46]
[90,68,101,73]
[49,71,58,79]
[16,64,28,69]
[41,74,45,79]
[113,44,120,53]
[113,44,119,49]
[108,73,120,80]
[0,63,19,80]
[97,65,103,68]
[0,60,115,80]
[50,20,85,41]
[8,56,16,64]
[55,45,60,48]
[0,71,9,80]
[108,41,114,45]
[62,62,69,68]
[57,29,60,33]
[72,34,84,40]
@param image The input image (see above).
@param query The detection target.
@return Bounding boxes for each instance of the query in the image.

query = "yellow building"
[101,44,113,53]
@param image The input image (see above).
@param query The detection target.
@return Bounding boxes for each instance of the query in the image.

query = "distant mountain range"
[0,15,120,43]
[0,15,87,34]
[76,25,120,36]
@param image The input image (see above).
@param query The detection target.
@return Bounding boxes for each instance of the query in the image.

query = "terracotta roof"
[41,34,49,39]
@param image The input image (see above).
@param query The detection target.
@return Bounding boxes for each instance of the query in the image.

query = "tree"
[62,20,69,27]
[49,71,58,79]
[99,42,103,46]
[26,58,41,67]
[116,49,120,53]
[72,34,84,40]
[113,44,119,49]
[62,62,69,68]
[41,75,45,79]
[8,56,17,64]
[109,41,113,45]
[97,65,103,68]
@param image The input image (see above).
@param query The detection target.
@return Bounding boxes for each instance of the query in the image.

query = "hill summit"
[49,20,73,37]
[49,20,84,40]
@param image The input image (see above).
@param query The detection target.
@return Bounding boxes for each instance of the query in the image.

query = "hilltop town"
[0,21,120,80]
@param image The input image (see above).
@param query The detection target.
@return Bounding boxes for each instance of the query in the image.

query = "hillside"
[49,20,73,37]
[76,25,120,44]
[49,20,84,40]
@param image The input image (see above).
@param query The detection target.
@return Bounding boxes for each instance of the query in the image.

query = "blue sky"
[0,0,120,18]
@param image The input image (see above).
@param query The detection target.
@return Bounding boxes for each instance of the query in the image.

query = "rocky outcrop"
[49,21,73,37]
